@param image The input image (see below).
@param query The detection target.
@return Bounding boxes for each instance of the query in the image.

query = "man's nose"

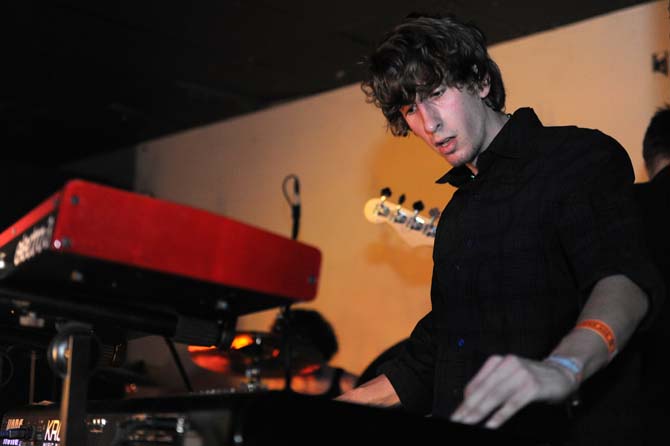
[418,103,442,134]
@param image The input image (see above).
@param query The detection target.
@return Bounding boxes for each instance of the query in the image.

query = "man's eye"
[431,89,444,98]
[403,104,416,116]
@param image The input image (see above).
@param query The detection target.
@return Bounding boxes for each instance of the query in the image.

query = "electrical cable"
[163,338,193,393]
[276,305,295,393]
[282,174,301,240]
[279,175,301,387]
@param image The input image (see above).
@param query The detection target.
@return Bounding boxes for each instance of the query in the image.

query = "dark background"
[1,0,652,166]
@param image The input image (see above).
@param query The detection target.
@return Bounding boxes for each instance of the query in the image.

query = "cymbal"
[187,331,324,377]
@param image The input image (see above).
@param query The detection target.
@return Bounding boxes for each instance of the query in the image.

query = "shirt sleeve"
[554,130,665,329]
[379,294,437,415]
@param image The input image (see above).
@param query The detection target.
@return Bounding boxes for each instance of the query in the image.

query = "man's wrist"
[543,355,584,385]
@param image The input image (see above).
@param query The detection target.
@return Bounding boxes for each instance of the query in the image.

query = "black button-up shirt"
[381,108,663,444]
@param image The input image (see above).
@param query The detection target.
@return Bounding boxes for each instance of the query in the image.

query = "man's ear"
[479,74,491,99]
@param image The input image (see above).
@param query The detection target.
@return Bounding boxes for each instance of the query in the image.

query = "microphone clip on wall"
[652,50,668,76]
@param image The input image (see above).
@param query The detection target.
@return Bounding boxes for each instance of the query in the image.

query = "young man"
[337,14,663,445]
[634,106,670,444]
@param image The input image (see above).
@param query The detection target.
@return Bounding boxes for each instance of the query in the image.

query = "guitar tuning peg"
[412,200,425,212]
[424,207,441,238]
[407,200,425,231]
[380,187,392,199]
[398,194,406,205]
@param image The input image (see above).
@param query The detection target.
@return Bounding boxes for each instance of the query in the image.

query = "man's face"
[401,82,492,168]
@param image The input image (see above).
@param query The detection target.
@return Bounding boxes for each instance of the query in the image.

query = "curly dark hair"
[271,309,338,362]
[643,104,670,168]
[361,13,506,136]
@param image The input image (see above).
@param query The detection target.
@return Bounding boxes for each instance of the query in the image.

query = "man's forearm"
[548,274,649,381]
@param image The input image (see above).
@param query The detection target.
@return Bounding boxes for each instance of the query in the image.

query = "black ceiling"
[1,0,652,166]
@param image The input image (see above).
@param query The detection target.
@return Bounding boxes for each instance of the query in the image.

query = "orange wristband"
[576,319,617,356]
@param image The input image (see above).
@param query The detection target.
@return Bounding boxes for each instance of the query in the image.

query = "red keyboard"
[0,179,321,317]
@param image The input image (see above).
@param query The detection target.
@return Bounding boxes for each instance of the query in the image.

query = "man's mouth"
[435,136,456,154]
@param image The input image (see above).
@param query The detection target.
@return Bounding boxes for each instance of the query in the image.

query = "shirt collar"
[435,108,542,187]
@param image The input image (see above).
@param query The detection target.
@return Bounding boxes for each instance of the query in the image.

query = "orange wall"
[134,1,670,379]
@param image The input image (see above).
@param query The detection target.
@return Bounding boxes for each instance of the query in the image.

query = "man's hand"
[335,374,401,407]
[449,354,577,429]
[451,275,650,429]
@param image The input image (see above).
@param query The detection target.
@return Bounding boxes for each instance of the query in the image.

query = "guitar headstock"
[363,188,439,248]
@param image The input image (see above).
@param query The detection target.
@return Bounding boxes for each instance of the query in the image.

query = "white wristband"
[544,355,584,384]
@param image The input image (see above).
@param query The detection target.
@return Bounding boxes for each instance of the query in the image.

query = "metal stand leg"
[53,332,92,446]
[29,350,36,405]
[279,305,294,393]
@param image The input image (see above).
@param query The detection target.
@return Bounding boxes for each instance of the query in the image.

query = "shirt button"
[466,239,473,248]
[454,264,461,271]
